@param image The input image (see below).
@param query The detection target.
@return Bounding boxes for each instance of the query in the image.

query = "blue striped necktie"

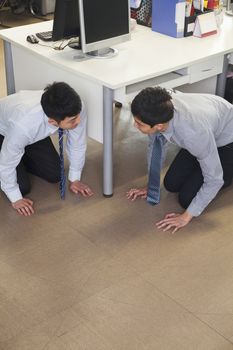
[147,133,164,206]
[58,128,66,200]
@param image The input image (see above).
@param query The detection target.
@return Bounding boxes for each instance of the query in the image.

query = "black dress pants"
[163,143,233,209]
[0,135,60,196]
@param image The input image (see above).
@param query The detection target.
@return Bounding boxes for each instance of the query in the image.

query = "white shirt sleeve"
[66,104,87,182]
[0,125,30,202]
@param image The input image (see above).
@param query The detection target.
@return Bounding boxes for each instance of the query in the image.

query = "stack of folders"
[152,0,221,38]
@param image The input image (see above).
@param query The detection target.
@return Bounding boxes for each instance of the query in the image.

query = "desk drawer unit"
[114,69,190,103]
[114,56,223,103]
[188,56,223,84]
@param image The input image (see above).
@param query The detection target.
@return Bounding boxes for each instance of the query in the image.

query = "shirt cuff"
[6,188,23,203]
[186,205,202,217]
[68,169,82,182]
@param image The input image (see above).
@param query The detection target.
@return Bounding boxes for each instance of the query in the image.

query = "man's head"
[41,82,82,130]
[131,87,174,134]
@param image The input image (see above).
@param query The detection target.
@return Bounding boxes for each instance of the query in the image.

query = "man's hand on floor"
[126,187,147,201]
[156,211,193,234]
[69,180,94,197]
[12,198,34,216]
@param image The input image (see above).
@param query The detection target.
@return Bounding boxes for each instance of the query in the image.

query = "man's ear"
[48,118,59,127]
[156,123,166,132]
[151,123,164,132]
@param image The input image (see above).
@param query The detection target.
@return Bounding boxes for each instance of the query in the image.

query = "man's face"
[58,114,81,130]
[134,117,157,134]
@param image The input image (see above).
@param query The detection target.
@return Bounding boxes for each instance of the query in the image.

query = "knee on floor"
[163,175,180,193]
[46,173,60,183]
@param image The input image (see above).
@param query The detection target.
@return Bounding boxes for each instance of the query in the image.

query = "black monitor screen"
[83,0,129,44]
[52,0,80,41]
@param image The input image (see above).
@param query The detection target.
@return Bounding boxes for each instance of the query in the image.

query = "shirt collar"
[161,101,178,142]
[162,117,174,141]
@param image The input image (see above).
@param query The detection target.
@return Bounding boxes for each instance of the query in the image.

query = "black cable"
[31,37,80,51]
[36,40,70,51]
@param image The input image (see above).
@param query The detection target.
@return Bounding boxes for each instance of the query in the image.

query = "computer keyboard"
[36,31,53,42]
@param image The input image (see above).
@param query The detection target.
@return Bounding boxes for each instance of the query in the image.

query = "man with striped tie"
[0,82,93,216]
[127,87,233,233]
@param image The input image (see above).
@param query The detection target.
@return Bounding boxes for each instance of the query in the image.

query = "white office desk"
[1,17,233,196]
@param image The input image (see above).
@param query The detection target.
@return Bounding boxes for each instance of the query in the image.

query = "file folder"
[152,0,186,38]
[184,14,196,36]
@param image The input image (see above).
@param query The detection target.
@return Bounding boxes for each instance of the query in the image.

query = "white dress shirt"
[148,92,233,217]
[0,90,87,202]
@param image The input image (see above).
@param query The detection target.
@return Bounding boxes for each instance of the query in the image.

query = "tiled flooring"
[1,10,233,350]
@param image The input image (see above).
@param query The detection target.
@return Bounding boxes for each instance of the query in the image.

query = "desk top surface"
[1,16,233,89]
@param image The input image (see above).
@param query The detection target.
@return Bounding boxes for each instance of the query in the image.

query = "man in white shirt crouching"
[0,81,93,216]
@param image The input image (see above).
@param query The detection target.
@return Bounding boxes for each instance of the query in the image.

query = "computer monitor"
[52,0,80,43]
[79,0,131,57]
[52,0,130,57]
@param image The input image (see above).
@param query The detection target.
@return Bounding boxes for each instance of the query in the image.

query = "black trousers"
[0,135,60,196]
[163,143,233,209]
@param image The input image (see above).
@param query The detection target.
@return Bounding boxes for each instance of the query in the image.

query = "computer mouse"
[26,35,39,44]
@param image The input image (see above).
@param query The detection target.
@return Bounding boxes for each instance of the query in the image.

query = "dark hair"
[131,87,174,127]
[41,82,82,122]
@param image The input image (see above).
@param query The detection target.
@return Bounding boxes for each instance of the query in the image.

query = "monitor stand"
[69,43,118,59]
[85,48,118,59]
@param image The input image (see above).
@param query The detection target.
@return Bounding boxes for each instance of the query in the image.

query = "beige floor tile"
[194,313,233,340]
[1,310,109,350]
[0,308,81,350]
[0,217,112,279]
[0,260,86,342]
[67,276,233,350]
[0,295,41,343]
[138,239,233,312]
[4,276,233,350]
[44,329,233,350]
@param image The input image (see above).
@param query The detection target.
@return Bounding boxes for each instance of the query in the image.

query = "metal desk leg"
[103,86,113,197]
[216,54,228,97]
[3,41,15,95]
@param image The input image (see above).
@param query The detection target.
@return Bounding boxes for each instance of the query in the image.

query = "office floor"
[1,12,233,350]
